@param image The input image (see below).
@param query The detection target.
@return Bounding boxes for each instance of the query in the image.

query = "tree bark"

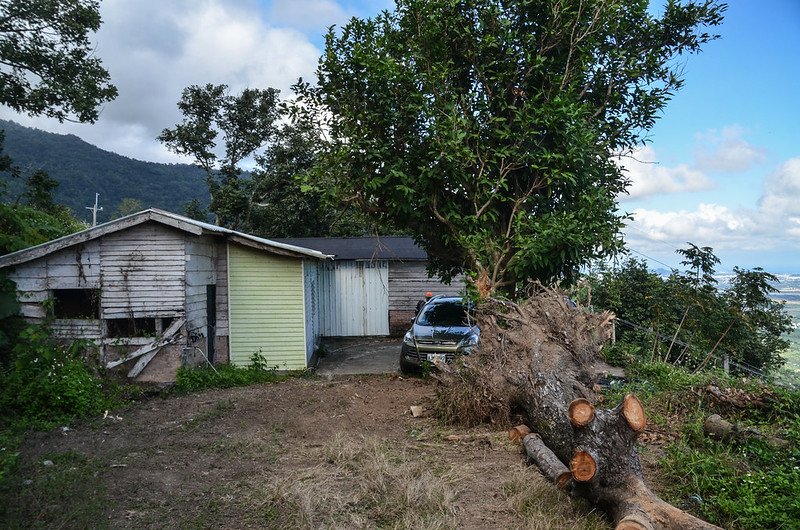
[704,414,790,450]
[435,288,721,529]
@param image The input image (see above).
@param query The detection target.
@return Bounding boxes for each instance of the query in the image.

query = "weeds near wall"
[0,325,117,429]
[174,353,290,392]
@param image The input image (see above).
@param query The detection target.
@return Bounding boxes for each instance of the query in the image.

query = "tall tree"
[160,83,379,237]
[158,84,280,230]
[0,0,117,122]
[306,0,725,296]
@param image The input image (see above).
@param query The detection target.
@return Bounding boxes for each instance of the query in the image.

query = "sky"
[1,0,798,274]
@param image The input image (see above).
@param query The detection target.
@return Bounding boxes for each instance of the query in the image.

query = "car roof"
[428,296,465,304]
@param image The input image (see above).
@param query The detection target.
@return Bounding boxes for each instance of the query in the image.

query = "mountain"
[0,119,209,223]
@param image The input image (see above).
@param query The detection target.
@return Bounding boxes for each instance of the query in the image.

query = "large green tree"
[0,0,117,122]
[306,0,724,295]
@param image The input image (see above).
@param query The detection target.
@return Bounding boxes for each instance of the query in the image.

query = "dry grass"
[243,432,462,529]
[501,467,611,529]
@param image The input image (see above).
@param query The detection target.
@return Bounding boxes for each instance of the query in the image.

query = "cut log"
[704,414,790,450]
[570,450,597,482]
[522,432,572,488]
[435,290,722,529]
[569,398,595,427]
[508,424,532,444]
[622,394,647,432]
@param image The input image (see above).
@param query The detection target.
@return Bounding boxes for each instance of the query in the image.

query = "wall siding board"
[99,225,185,318]
[227,244,307,369]
[182,237,219,352]
[50,319,103,339]
[387,261,465,335]
[214,245,229,337]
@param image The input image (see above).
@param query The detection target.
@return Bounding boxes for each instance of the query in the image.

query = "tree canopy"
[0,0,117,122]
[590,245,793,374]
[306,0,725,295]
[160,83,386,237]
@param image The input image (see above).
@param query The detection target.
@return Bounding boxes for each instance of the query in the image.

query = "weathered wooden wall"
[388,261,464,335]
[7,239,102,328]
[303,261,320,364]
[185,236,216,338]
[100,224,185,319]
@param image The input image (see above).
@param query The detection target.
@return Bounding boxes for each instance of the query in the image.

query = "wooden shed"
[0,209,330,382]
[272,237,465,336]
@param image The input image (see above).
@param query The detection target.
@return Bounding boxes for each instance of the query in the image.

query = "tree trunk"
[704,413,790,450]
[434,288,721,529]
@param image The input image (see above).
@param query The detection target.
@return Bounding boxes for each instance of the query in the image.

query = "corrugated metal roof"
[0,209,333,268]
[271,236,428,261]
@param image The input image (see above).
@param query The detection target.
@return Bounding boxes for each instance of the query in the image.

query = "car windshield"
[417,301,472,327]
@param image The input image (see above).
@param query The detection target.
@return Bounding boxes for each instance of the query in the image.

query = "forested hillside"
[0,120,209,223]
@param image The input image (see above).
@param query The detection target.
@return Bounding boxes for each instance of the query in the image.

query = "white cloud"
[624,157,800,257]
[758,157,800,217]
[693,125,765,172]
[618,146,713,200]
[0,0,322,163]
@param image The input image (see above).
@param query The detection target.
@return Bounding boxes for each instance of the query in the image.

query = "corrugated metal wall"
[227,244,307,369]
[318,260,389,336]
[303,261,320,363]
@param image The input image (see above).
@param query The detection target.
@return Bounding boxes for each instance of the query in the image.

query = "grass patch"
[606,361,800,529]
[174,360,288,393]
[179,398,235,431]
[0,450,108,529]
[501,468,610,529]
[240,433,462,529]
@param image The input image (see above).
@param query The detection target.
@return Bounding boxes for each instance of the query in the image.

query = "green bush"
[0,325,114,428]
[174,353,289,393]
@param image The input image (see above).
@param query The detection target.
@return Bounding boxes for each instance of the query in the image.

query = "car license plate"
[427,353,446,364]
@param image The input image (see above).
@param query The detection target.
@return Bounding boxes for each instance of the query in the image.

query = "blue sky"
[1,0,797,273]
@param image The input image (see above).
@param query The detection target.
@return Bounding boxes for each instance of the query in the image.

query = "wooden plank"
[12,277,47,291]
[50,319,103,339]
[20,304,46,318]
[106,317,184,369]
[18,290,49,303]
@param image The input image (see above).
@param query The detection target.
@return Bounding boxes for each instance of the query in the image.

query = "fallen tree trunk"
[704,413,790,450]
[435,288,720,529]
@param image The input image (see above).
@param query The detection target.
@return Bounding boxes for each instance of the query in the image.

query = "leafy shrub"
[0,325,114,428]
[174,353,288,393]
[589,246,793,374]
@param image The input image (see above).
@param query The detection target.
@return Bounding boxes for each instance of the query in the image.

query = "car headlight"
[403,330,415,345]
[457,333,479,354]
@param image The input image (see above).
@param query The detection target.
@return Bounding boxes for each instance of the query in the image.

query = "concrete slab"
[315,337,401,377]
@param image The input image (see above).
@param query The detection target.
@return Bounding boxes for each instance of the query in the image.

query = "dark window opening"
[107,318,157,338]
[106,317,174,338]
[53,289,100,319]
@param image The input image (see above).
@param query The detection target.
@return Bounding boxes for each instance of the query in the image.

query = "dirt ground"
[4,374,619,529]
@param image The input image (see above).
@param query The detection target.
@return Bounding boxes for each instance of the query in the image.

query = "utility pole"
[85,193,103,227]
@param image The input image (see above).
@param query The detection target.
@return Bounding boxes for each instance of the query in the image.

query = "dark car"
[399,296,479,373]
